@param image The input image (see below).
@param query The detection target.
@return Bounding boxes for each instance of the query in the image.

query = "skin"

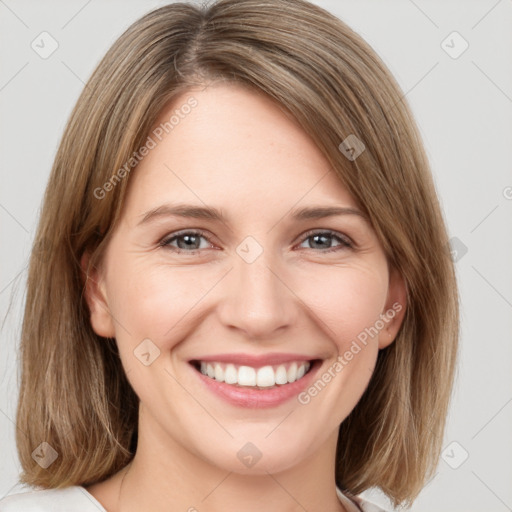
[82,82,406,512]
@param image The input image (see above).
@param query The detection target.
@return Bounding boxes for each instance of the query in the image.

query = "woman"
[0,0,459,510]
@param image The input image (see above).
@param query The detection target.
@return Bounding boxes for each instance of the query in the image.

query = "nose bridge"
[218,237,297,338]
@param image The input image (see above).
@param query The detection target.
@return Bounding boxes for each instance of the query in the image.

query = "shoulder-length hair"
[16,0,458,507]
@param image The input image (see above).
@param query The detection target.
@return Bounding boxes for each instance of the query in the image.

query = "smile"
[188,353,322,408]
[193,360,312,389]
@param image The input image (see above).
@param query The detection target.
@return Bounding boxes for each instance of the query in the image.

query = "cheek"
[107,258,215,346]
[293,262,389,348]
[291,266,388,418]
[104,261,211,399]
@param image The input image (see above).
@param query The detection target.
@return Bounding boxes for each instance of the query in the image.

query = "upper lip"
[189,353,318,368]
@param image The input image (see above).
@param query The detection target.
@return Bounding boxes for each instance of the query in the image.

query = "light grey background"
[1,1,511,511]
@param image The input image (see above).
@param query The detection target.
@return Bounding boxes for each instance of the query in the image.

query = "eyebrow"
[137,203,368,226]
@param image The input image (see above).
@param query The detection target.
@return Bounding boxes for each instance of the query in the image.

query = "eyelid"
[159,228,355,254]
[296,228,354,250]
[158,228,214,250]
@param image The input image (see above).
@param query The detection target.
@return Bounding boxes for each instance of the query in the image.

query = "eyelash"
[158,229,354,255]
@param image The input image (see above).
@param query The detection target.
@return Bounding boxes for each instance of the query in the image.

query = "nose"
[216,248,299,340]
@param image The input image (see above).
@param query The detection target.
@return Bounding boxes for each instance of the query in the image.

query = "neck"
[116,407,346,512]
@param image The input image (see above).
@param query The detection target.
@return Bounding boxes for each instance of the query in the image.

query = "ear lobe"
[379,266,407,349]
[80,251,115,338]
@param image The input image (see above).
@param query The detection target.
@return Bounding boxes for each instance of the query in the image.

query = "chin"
[195,436,312,477]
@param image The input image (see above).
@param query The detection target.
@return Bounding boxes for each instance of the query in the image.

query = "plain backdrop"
[1,1,511,511]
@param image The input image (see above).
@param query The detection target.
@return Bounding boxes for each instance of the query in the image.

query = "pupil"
[311,234,330,249]
[178,235,199,250]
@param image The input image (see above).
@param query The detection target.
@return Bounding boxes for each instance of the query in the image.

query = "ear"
[80,250,116,338]
[379,265,407,349]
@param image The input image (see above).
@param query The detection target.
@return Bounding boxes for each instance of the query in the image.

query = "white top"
[0,485,388,511]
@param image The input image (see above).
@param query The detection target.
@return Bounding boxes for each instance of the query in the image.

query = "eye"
[158,229,353,255]
[297,230,353,253]
[159,230,213,254]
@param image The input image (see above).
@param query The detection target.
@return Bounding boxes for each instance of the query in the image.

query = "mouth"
[189,359,318,390]
[188,353,324,408]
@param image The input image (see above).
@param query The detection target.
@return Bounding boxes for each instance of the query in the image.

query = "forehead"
[124,82,358,216]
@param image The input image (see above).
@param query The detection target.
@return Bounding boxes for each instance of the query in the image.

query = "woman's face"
[85,82,405,476]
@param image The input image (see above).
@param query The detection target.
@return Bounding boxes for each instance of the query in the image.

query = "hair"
[15,0,459,507]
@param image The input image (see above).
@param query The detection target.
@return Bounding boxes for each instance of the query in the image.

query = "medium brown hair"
[16,0,459,507]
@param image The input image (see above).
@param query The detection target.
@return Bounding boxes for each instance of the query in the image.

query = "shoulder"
[351,494,390,512]
[336,487,390,512]
[0,486,106,512]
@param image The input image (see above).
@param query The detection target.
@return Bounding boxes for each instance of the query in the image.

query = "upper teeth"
[198,361,311,388]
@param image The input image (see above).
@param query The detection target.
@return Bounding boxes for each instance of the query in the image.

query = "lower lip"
[191,361,321,408]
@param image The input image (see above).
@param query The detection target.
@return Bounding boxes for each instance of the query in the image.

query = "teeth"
[275,365,288,385]
[214,364,224,382]
[224,364,237,384]
[238,366,256,386]
[256,366,275,387]
[287,362,297,383]
[196,360,311,388]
